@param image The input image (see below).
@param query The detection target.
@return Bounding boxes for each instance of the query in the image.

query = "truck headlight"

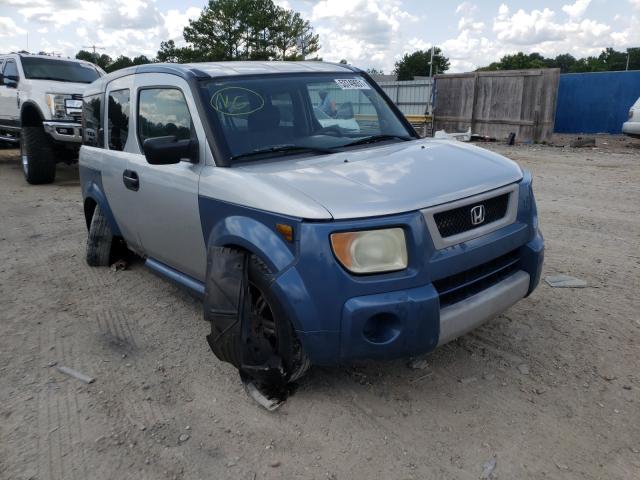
[331,228,408,274]
[46,93,81,120]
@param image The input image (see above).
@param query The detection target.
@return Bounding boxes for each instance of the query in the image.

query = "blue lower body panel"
[270,229,544,367]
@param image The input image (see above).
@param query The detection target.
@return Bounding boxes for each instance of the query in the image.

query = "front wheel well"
[21,104,43,128]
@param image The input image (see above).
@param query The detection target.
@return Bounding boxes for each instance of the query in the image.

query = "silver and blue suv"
[80,61,543,400]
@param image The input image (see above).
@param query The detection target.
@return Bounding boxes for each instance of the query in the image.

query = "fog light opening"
[362,312,401,344]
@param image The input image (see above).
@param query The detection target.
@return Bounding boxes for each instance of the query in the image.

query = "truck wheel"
[20,126,56,185]
[86,205,113,267]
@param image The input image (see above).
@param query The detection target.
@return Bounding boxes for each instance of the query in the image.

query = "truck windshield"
[199,73,415,163]
[21,57,101,83]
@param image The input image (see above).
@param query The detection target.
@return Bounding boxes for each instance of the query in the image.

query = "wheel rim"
[248,283,277,350]
[20,139,28,177]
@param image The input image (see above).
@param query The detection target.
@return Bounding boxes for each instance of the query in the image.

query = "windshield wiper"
[230,144,334,162]
[341,134,413,148]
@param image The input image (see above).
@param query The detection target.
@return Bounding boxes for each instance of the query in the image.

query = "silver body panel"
[438,270,530,346]
[233,139,523,220]
[82,65,524,282]
[124,73,208,280]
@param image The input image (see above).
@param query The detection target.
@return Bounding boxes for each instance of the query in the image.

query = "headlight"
[331,228,408,274]
[46,93,81,120]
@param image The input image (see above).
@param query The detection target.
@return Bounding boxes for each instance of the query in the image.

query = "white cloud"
[311,0,418,71]
[562,0,591,18]
[0,16,27,36]
[162,7,201,42]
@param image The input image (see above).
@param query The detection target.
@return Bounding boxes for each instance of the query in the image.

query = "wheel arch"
[20,101,45,127]
[205,215,296,275]
[83,187,122,237]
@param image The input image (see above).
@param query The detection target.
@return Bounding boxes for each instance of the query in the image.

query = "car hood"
[236,139,524,220]
[30,80,90,95]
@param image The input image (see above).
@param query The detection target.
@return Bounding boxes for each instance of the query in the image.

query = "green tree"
[76,50,112,70]
[477,48,640,73]
[393,48,450,80]
[156,40,207,63]
[166,0,319,62]
[106,55,133,72]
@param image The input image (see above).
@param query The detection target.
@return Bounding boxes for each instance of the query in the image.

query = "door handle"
[123,169,139,191]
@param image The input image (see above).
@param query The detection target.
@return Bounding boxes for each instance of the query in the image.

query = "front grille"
[434,193,510,238]
[433,249,520,307]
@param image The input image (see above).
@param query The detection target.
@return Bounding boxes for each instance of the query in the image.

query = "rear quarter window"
[107,89,130,151]
[83,94,103,147]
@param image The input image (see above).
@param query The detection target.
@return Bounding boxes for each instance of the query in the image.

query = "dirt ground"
[1,134,639,480]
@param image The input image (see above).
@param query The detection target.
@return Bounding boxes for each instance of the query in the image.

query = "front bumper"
[42,121,82,143]
[622,121,640,138]
[268,174,544,366]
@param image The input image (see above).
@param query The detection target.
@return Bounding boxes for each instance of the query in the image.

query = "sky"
[0,0,638,73]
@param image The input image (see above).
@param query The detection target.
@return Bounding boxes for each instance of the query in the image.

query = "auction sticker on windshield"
[334,78,370,90]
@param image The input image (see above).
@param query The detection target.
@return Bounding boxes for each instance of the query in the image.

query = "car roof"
[84,61,362,95]
[0,53,99,68]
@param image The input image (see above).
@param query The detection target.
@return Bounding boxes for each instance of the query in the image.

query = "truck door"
[0,60,21,126]
[125,73,208,281]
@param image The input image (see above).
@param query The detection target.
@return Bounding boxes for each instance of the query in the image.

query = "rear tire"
[86,205,113,267]
[21,126,56,185]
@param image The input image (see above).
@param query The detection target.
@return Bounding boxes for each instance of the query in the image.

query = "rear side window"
[138,88,192,144]
[108,89,130,151]
[83,94,103,147]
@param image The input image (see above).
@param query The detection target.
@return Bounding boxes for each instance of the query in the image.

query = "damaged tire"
[86,204,113,267]
[244,255,310,383]
[205,249,310,386]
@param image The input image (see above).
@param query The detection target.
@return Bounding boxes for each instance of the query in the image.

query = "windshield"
[199,73,415,163]
[21,57,101,83]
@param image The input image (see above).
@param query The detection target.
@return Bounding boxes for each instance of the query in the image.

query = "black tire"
[210,253,310,383]
[86,205,113,267]
[21,126,56,184]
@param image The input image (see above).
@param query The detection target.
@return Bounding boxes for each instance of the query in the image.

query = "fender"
[199,196,298,275]
[20,100,46,127]
[79,165,122,237]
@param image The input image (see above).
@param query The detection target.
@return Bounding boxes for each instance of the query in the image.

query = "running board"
[145,258,205,298]
[0,134,19,144]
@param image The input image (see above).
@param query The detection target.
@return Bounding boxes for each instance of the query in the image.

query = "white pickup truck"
[0,53,104,184]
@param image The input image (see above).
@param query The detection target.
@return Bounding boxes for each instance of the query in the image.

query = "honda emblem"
[470,205,485,226]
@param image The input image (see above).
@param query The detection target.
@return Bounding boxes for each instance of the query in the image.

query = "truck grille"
[433,249,520,308]
[434,193,510,238]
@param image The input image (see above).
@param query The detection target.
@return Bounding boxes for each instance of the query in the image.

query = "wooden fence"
[432,69,560,143]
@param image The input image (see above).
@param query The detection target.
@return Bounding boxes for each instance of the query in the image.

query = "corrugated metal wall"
[377,79,433,115]
[554,71,640,134]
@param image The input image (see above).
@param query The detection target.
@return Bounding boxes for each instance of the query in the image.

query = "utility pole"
[626,49,630,71]
[83,44,105,62]
[429,45,434,77]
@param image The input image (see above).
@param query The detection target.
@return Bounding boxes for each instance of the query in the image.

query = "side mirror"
[142,136,199,165]
[3,75,18,88]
